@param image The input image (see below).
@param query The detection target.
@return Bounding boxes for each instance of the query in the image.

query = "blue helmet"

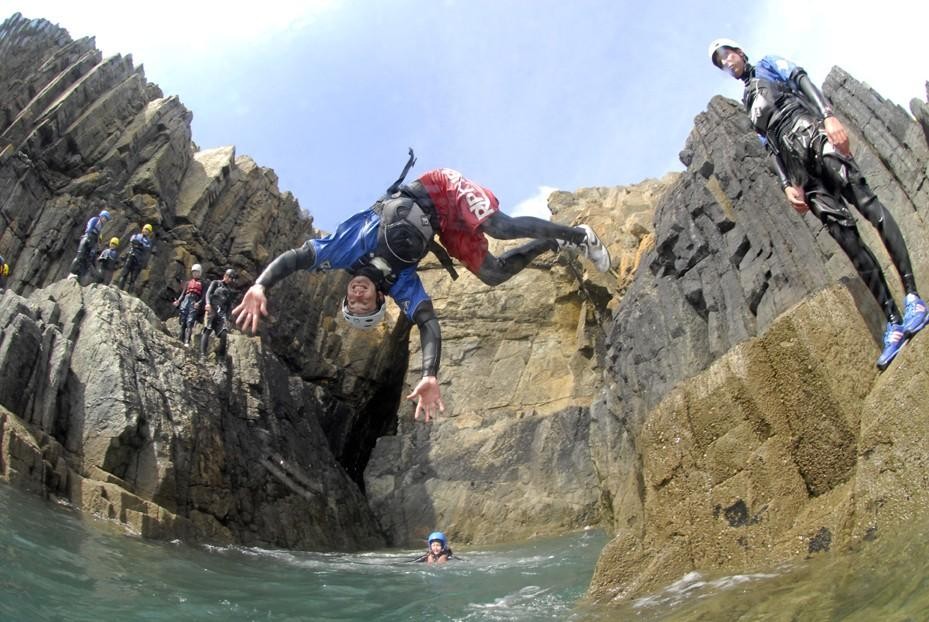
[99,210,112,221]
[427,532,448,548]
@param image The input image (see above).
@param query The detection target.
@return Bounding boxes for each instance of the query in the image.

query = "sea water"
[0,484,605,621]
[4,483,929,621]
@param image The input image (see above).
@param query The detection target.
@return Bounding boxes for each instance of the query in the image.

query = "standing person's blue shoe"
[876,322,907,371]
[901,293,928,336]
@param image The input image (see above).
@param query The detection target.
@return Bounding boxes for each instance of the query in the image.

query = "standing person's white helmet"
[191,263,202,275]
[708,38,744,68]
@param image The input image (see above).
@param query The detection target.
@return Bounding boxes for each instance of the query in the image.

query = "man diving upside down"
[233,154,611,421]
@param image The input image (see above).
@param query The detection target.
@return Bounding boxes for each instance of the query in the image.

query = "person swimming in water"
[415,531,452,564]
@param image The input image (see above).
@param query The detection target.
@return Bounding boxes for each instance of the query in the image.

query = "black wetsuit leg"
[476,240,558,286]
[178,296,191,341]
[473,211,586,286]
[214,313,229,356]
[182,298,201,344]
[810,191,901,322]
[479,211,586,244]
[118,256,137,290]
[200,320,213,357]
[200,313,228,357]
[820,154,918,294]
[69,236,95,278]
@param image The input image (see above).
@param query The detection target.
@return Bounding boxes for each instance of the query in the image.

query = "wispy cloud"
[12,1,337,66]
[749,0,929,108]
[508,185,557,220]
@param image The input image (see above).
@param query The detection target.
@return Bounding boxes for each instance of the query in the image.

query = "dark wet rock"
[0,281,385,549]
[587,68,929,601]
[0,13,397,549]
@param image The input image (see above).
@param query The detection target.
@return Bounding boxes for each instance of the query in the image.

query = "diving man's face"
[346,275,378,315]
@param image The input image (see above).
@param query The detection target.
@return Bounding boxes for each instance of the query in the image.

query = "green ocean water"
[4,482,929,621]
[0,484,607,621]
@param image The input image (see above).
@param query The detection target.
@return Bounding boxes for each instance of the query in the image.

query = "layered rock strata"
[0,12,399,545]
[364,179,671,546]
[0,281,384,549]
[585,68,929,599]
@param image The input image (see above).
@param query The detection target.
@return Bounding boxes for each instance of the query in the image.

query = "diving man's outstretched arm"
[233,241,316,334]
[406,301,445,422]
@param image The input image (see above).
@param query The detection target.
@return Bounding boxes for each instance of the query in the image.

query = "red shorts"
[417,169,500,273]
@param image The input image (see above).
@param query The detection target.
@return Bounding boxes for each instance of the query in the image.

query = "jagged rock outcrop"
[586,283,929,600]
[0,13,402,544]
[0,281,384,549]
[3,13,929,601]
[364,179,671,546]
[585,69,929,600]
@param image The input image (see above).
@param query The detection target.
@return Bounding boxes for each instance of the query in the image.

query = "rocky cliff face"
[0,13,402,548]
[587,284,929,601]
[3,12,929,602]
[0,281,383,549]
[364,180,669,546]
[584,68,929,600]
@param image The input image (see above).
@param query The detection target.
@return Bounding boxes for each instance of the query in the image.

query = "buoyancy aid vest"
[349,149,459,291]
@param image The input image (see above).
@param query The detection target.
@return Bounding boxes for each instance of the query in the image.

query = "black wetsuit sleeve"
[255,240,316,289]
[793,69,834,118]
[768,148,792,189]
[412,301,441,378]
[205,280,218,307]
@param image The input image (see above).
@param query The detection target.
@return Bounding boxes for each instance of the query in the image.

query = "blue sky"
[4,0,928,232]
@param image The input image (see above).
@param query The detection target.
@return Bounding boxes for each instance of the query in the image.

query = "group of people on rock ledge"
[64,210,242,360]
[66,210,155,292]
[38,41,929,417]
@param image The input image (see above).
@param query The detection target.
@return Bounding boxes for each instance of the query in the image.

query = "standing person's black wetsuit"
[118,225,154,293]
[68,210,111,283]
[708,38,928,370]
[201,269,240,358]
[95,237,121,285]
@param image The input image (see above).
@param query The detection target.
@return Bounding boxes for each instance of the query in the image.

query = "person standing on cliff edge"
[118,223,155,293]
[67,209,111,283]
[201,268,240,359]
[708,39,928,370]
[232,151,612,422]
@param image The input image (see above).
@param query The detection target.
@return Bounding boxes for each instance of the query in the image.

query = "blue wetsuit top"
[741,55,835,188]
[255,205,442,377]
[84,216,105,237]
[307,208,430,320]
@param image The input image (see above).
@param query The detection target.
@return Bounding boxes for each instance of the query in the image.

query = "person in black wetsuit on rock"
[232,152,612,421]
[201,268,240,359]
[708,38,928,370]
[68,210,111,284]
[95,237,121,285]
[118,224,155,293]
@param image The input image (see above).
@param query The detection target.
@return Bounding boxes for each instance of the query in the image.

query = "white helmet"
[191,263,202,274]
[708,38,744,68]
[341,297,386,330]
